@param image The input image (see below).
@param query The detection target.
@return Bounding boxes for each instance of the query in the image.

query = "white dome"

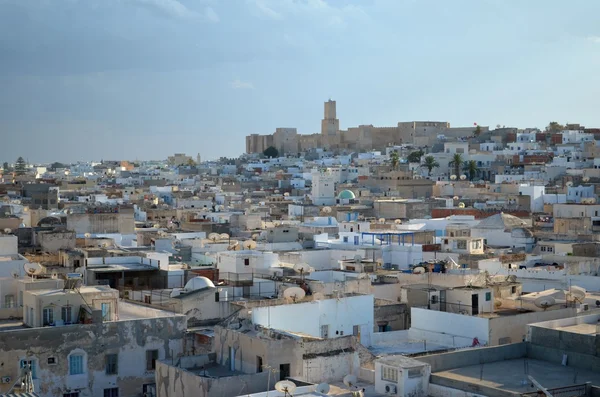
[184,276,215,291]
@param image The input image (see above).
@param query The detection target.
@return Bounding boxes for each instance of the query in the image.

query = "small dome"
[184,276,215,291]
[338,190,356,200]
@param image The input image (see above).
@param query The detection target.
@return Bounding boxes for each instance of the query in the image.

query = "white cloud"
[587,36,600,44]
[230,79,254,89]
[249,0,283,20]
[204,6,219,23]
[129,0,215,20]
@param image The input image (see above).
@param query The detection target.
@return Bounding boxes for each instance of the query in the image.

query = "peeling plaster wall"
[0,315,186,397]
[155,360,274,397]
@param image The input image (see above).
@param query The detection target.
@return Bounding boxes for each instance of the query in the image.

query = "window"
[43,306,54,326]
[64,393,80,397]
[47,357,57,365]
[457,240,467,250]
[511,286,517,294]
[69,354,84,375]
[143,384,156,397]
[4,294,14,308]
[485,292,492,301]
[105,354,118,375]
[343,236,348,243]
[146,350,158,371]
[381,366,398,382]
[104,388,119,397]
[320,324,329,339]
[244,258,250,266]
[541,246,546,252]
[62,306,72,324]
[408,368,422,378]
[20,359,37,379]
[101,303,112,321]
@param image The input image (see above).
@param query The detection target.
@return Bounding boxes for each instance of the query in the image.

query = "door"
[353,325,361,342]
[279,364,290,381]
[471,294,479,316]
[320,325,329,339]
[256,356,263,373]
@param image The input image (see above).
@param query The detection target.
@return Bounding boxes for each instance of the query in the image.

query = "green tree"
[546,121,564,133]
[463,160,479,181]
[389,151,400,169]
[263,146,279,158]
[2,162,9,172]
[473,125,482,137]
[407,150,424,163]
[449,153,464,178]
[421,155,440,176]
[186,158,196,167]
[14,157,27,175]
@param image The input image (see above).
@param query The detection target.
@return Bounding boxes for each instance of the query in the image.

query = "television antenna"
[316,382,331,395]
[274,380,297,397]
[566,286,586,304]
[293,263,314,279]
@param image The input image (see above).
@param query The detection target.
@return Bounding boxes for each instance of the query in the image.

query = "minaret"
[321,99,339,137]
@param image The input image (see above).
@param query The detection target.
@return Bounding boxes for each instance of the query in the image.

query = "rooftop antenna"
[275,380,297,397]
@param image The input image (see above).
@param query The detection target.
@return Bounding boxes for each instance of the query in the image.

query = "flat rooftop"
[433,358,600,393]
[87,264,156,272]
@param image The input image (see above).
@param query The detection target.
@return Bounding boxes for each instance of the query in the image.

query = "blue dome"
[338,190,356,200]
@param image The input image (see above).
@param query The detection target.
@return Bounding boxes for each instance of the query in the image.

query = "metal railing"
[521,384,587,397]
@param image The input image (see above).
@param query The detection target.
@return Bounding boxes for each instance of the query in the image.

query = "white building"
[251,293,374,346]
[471,213,534,251]
[311,168,336,206]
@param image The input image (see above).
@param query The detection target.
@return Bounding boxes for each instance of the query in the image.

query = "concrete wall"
[67,212,134,234]
[489,307,577,345]
[37,231,76,252]
[251,295,374,343]
[0,235,18,255]
[155,359,275,397]
[416,343,527,373]
[411,308,490,345]
[0,314,186,397]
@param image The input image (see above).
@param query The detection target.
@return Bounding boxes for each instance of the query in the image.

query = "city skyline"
[1,0,600,163]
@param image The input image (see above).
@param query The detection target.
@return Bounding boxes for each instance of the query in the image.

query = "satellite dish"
[316,383,331,394]
[566,181,574,187]
[413,266,426,274]
[243,240,257,250]
[245,198,252,203]
[23,262,43,276]
[293,263,314,274]
[252,233,260,241]
[284,192,290,197]
[494,299,502,308]
[376,258,383,268]
[450,175,457,180]
[583,176,590,182]
[3,228,11,234]
[453,196,459,200]
[275,380,297,395]
[353,255,362,264]
[153,224,160,229]
[11,271,19,279]
[219,233,230,240]
[169,288,183,298]
[84,233,92,238]
[568,286,586,303]
[378,218,385,223]
[283,286,306,302]
[343,374,358,388]
[228,241,241,251]
[208,233,220,242]
[534,296,556,310]
[458,202,466,208]
[460,174,467,180]
[312,292,326,301]
[394,219,402,224]
[322,206,332,213]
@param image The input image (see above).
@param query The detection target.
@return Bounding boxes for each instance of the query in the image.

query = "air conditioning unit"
[385,384,397,394]
[1,376,11,384]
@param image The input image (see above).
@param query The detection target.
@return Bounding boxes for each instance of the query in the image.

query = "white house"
[251,294,374,346]
[471,213,534,252]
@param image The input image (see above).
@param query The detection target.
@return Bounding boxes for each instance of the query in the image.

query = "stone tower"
[321,99,339,137]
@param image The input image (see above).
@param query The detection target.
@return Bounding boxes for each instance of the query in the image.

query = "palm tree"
[389,151,400,169]
[463,160,479,181]
[449,153,464,178]
[421,155,439,176]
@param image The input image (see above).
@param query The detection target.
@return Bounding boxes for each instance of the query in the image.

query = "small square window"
[48,357,57,365]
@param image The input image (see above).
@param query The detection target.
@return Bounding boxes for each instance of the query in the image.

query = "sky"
[1,0,600,163]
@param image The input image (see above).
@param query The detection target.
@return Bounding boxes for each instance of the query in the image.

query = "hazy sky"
[1,0,600,163]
